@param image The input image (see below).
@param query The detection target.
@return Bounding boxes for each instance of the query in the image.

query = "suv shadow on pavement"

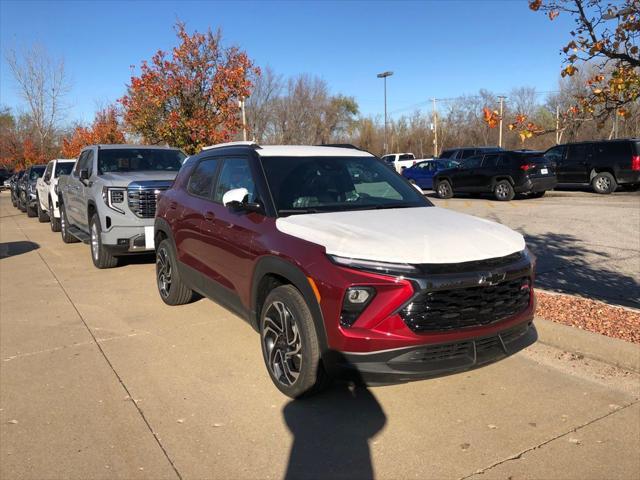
[283,363,386,480]
[0,241,39,259]
[526,232,640,308]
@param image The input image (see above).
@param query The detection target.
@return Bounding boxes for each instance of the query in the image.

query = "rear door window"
[567,144,589,162]
[461,149,476,159]
[482,154,500,167]
[596,142,631,163]
[544,146,565,163]
[462,156,482,168]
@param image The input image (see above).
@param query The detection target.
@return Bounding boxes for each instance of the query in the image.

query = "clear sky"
[0,0,575,125]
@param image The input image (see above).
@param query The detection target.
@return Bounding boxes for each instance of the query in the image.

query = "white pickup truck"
[35,159,76,231]
[380,153,420,173]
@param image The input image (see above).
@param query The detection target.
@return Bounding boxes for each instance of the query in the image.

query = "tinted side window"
[596,142,631,162]
[461,149,477,159]
[214,158,256,203]
[567,144,589,162]
[187,158,219,198]
[399,154,413,160]
[74,152,88,175]
[84,151,95,176]
[544,146,564,163]
[463,156,482,168]
[43,162,53,181]
[482,154,500,167]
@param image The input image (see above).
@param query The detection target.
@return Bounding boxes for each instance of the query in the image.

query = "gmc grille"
[400,277,531,332]
[127,187,167,218]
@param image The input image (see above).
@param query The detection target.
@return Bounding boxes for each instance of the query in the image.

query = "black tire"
[591,172,617,194]
[37,195,49,222]
[435,180,454,199]
[529,191,546,199]
[494,180,515,201]
[260,284,330,398]
[90,215,118,269]
[60,203,79,243]
[26,200,37,217]
[156,238,194,305]
[18,192,26,212]
[50,198,61,232]
[11,195,17,207]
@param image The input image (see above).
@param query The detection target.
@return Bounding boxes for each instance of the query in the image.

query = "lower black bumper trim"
[339,321,537,384]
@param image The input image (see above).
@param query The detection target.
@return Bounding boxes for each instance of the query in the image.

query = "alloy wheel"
[91,222,99,261]
[438,182,450,197]
[595,176,610,192]
[262,301,302,387]
[496,183,509,199]
[156,247,172,298]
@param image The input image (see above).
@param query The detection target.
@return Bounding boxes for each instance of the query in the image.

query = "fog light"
[340,286,376,328]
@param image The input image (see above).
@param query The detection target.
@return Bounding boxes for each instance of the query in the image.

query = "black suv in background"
[438,146,502,161]
[10,170,25,207]
[434,150,557,201]
[18,165,46,216]
[544,139,640,194]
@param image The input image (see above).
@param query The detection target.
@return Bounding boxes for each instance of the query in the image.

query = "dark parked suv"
[155,142,537,397]
[434,150,557,201]
[544,139,640,194]
[18,165,46,216]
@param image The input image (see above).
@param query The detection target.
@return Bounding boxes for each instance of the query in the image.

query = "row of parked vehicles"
[23,139,640,397]
[383,138,640,200]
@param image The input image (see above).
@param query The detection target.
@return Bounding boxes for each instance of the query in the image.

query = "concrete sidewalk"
[1,192,639,480]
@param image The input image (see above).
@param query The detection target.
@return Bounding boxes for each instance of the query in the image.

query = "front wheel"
[156,238,194,305]
[90,215,118,269]
[50,199,61,232]
[60,203,79,243]
[494,180,515,201]
[26,199,37,217]
[435,180,454,199]
[591,172,617,194]
[260,285,330,398]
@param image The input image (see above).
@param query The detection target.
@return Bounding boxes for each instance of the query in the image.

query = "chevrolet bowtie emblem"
[478,272,506,286]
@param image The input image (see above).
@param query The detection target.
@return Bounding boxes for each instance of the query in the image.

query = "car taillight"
[520,163,535,171]
[632,155,640,171]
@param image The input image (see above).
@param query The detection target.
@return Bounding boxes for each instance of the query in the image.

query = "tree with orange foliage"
[120,22,259,155]
[61,106,126,158]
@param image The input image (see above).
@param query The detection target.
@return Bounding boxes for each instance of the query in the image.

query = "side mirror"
[222,187,263,214]
[79,169,89,182]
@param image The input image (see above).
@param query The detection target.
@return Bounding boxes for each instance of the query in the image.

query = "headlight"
[327,254,419,275]
[102,187,126,214]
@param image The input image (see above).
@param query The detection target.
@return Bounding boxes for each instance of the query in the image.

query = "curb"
[534,316,640,373]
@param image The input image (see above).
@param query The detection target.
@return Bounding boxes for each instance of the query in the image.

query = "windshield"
[55,162,75,176]
[29,166,46,180]
[98,149,185,174]
[261,156,431,215]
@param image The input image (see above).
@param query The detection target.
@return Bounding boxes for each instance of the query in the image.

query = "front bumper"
[100,223,156,253]
[515,176,557,193]
[339,320,537,384]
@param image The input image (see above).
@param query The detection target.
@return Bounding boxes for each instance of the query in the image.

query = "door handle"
[204,211,216,221]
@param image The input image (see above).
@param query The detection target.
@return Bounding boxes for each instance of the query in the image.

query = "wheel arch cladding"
[87,200,97,223]
[154,218,174,251]
[493,176,515,186]
[251,256,329,353]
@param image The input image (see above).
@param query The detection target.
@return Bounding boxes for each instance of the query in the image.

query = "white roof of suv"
[202,142,373,158]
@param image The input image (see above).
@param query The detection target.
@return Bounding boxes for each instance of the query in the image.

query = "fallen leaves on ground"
[536,291,640,344]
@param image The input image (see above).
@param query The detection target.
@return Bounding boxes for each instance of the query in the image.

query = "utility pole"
[556,105,560,145]
[377,71,393,154]
[432,98,438,157]
[239,97,247,141]
[497,95,506,148]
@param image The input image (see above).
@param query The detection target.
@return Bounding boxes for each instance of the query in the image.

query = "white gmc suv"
[35,159,76,231]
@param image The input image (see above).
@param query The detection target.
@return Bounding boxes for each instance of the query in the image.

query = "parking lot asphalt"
[429,187,640,309]
[1,191,639,480]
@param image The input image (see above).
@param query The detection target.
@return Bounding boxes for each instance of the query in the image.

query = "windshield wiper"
[372,203,416,210]
[278,208,324,215]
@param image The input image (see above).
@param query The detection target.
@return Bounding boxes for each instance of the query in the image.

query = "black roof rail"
[316,143,365,151]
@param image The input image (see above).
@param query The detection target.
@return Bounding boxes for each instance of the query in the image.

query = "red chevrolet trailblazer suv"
[155,142,537,397]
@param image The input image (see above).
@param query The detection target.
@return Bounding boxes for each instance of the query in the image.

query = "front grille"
[127,188,167,218]
[401,277,531,332]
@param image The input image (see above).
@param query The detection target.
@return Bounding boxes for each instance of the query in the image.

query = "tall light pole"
[377,71,393,154]
[497,95,507,148]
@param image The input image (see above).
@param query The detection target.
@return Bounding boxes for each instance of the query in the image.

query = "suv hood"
[276,207,525,264]
[100,170,178,187]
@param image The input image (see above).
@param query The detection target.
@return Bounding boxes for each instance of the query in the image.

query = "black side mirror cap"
[79,169,89,181]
